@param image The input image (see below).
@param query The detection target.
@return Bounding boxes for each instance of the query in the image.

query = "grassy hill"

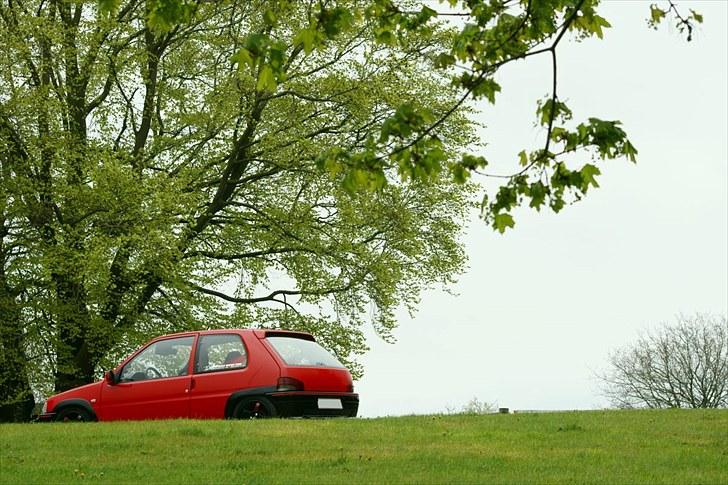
[1,409,726,484]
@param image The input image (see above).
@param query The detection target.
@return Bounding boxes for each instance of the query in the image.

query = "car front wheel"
[55,406,93,422]
[233,397,276,419]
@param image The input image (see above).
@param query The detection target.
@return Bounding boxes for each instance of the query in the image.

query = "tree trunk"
[0,285,34,422]
[52,271,99,392]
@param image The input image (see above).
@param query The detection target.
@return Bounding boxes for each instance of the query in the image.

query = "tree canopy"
[0,0,701,420]
[136,0,700,231]
[0,0,477,416]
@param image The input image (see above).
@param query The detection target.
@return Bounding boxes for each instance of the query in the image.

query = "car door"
[189,333,259,419]
[100,335,195,421]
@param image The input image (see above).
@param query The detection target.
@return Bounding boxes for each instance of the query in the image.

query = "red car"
[37,329,358,421]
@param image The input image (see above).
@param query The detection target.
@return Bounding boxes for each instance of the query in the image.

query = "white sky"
[356,1,728,417]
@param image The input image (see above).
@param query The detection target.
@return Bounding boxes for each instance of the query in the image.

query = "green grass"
[1,409,726,484]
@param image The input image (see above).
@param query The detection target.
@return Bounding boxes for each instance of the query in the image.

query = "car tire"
[232,396,277,419]
[55,406,93,422]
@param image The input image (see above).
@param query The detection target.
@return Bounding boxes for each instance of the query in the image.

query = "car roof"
[151,328,314,340]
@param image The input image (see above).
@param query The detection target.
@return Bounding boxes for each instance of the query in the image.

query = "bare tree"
[600,313,728,409]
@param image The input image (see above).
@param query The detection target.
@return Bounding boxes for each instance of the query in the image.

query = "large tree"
[0,0,476,419]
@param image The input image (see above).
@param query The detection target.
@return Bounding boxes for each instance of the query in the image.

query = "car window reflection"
[120,336,194,381]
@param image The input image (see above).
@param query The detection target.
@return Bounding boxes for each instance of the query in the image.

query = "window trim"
[193,333,249,375]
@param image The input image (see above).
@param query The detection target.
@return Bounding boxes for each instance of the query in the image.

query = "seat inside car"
[224,350,243,365]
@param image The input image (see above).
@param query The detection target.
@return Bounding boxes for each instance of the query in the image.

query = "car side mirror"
[105,370,118,385]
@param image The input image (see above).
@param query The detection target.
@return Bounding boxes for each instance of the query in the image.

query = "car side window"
[194,334,248,373]
[120,336,194,382]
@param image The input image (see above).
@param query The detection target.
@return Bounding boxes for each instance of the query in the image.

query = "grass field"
[1,409,726,484]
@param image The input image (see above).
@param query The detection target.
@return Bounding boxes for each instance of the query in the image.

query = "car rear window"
[266,336,345,368]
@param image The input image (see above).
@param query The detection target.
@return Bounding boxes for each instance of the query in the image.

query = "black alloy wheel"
[233,397,277,419]
[55,406,92,422]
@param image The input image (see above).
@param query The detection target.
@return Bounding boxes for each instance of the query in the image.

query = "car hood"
[47,381,102,412]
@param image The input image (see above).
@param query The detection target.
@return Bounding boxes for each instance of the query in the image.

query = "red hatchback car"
[37,329,359,421]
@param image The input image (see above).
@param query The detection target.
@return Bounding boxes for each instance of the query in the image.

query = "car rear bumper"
[267,391,359,417]
[35,413,56,422]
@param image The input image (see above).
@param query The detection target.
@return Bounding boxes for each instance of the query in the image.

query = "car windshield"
[266,336,345,368]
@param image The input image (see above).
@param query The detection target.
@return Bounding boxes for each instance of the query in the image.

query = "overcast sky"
[356,1,728,417]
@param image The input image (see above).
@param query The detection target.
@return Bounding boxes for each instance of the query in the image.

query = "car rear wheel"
[233,397,276,419]
[55,406,92,422]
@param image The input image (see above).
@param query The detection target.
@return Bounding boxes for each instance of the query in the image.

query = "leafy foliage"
[0,0,475,408]
[135,0,700,233]
[647,1,703,42]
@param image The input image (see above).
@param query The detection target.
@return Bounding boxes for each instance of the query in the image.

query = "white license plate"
[317,398,343,410]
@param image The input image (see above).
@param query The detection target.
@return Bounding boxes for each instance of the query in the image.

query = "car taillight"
[277,377,304,392]
[347,383,354,393]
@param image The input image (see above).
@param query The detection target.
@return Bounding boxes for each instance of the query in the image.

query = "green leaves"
[99,0,667,241]
[472,78,501,104]
[580,164,601,191]
[647,2,703,41]
[526,181,549,210]
[494,213,515,234]
[245,33,269,57]
[433,53,456,69]
[518,150,529,167]
[290,5,355,55]
[293,27,320,55]
[380,103,434,142]
[365,1,438,47]
[263,9,277,26]
[145,0,195,32]
[230,49,254,71]
[478,94,639,233]
[256,65,276,92]
[649,5,667,27]
[317,6,355,38]
[342,167,387,193]
[573,11,612,39]
[623,140,638,163]
[111,0,655,217]
[537,98,573,127]
[316,147,388,192]
[97,0,121,15]
[230,35,288,93]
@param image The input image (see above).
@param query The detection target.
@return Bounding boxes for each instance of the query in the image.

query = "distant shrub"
[446,397,497,415]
